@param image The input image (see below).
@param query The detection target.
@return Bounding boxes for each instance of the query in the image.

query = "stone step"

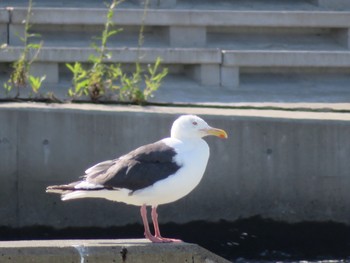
[0,47,221,85]
[0,47,220,64]
[1,6,350,91]
[10,47,350,67]
[1,47,349,88]
[222,50,350,87]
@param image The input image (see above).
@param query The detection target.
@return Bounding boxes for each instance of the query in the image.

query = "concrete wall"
[1,103,350,228]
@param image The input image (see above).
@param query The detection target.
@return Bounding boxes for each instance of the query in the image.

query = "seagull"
[46,114,228,243]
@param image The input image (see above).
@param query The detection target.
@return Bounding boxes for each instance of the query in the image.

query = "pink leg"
[140,204,163,243]
[151,206,182,243]
[151,206,162,237]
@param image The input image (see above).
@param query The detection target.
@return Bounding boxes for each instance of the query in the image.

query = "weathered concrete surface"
[8,8,350,27]
[0,239,230,263]
[1,103,350,228]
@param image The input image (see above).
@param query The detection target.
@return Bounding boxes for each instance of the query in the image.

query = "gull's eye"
[192,121,198,126]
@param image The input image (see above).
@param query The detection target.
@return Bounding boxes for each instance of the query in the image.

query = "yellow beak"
[202,127,228,139]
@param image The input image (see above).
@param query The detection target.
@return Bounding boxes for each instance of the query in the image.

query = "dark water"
[1,217,350,262]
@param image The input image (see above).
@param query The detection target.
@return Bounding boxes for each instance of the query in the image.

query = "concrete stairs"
[1,0,350,105]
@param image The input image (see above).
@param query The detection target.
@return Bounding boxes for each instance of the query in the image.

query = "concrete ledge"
[4,48,350,72]
[0,239,230,263]
[0,47,221,64]
[0,47,220,85]
[9,8,350,27]
[222,50,350,67]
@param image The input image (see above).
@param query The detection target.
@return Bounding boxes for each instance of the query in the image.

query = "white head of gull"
[46,114,227,243]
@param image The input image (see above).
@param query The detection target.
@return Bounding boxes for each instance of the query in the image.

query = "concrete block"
[333,28,350,49]
[168,26,206,47]
[29,62,59,84]
[0,24,7,44]
[0,239,230,263]
[221,66,240,89]
[313,0,350,9]
[9,24,25,46]
[186,64,220,86]
[158,0,177,8]
[0,8,9,22]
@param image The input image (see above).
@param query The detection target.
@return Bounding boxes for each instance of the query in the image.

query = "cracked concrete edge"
[1,102,350,122]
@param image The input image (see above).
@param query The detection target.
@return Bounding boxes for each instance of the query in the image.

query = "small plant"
[66,0,123,101]
[28,75,46,93]
[120,58,168,104]
[3,0,45,97]
[67,0,168,104]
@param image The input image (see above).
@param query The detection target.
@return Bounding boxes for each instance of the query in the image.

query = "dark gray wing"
[84,140,181,192]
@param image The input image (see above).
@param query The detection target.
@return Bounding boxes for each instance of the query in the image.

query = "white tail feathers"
[46,188,66,194]
[61,191,90,201]
[47,181,109,201]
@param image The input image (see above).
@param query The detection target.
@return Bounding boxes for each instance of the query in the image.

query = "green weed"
[4,0,45,97]
[67,0,168,104]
